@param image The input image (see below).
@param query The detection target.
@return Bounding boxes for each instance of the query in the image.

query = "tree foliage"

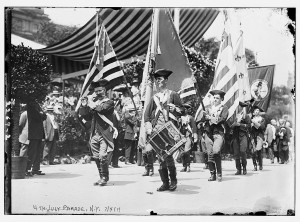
[11,44,52,104]
[33,21,79,46]
[265,85,294,123]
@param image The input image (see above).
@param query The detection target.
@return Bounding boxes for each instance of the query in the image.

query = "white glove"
[145,122,153,135]
[113,128,118,139]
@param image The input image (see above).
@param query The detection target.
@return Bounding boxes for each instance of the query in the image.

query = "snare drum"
[148,121,186,161]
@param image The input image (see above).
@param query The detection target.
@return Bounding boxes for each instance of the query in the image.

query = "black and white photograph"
[3,1,297,217]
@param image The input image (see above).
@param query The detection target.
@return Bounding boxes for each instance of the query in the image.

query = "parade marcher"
[179,102,198,173]
[124,104,140,164]
[230,101,252,175]
[43,106,59,165]
[264,119,278,164]
[198,90,229,182]
[250,105,266,171]
[88,79,118,186]
[276,119,291,164]
[144,69,183,191]
[26,100,47,176]
[19,107,29,157]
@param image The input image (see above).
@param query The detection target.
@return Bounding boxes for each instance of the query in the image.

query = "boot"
[215,154,222,181]
[235,159,242,175]
[157,168,169,192]
[217,173,222,182]
[242,158,247,175]
[253,164,257,171]
[180,166,187,172]
[208,162,216,181]
[168,166,177,191]
[99,157,109,186]
[93,159,102,186]
[149,166,154,176]
[142,166,150,176]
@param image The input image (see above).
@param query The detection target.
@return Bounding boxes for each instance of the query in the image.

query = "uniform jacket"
[199,104,229,137]
[27,102,47,140]
[90,98,115,149]
[180,114,197,137]
[144,89,182,128]
[77,106,92,130]
[231,113,251,137]
[19,111,29,144]
[124,112,139,140]
[250,115,266,139]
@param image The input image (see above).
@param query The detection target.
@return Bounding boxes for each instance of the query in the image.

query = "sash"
[94,98,118,151]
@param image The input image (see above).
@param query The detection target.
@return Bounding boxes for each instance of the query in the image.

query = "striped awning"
[39,8,219,75]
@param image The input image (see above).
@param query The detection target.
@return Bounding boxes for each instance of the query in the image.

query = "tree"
[265,85,294,123]
[33,21,78,46]
[194,37,259,67]
[9,44,52,155]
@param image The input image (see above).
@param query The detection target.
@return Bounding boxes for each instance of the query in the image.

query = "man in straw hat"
[144,69,183,191]
[197,89,228,182]
[42,105,59,165]
[124,104,140,164]
[250,105,266,171]
[88,79,118,186]
[230,101,252,175]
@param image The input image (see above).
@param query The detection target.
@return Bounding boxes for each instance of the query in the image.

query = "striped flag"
[76,15,124,111]
[178,84,197,101]
[195,10,239,123]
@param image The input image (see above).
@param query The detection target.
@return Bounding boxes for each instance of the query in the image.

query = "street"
[11,159,295,215]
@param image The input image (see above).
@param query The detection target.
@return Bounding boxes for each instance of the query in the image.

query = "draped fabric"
[38,8,219,75]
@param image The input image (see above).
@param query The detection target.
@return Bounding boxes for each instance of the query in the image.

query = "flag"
[248,65,275,112]
[178,84,197,101]
[195,10,239,124]
[138,8,196,150]
[234,31,252,103]
[76,15,124,111]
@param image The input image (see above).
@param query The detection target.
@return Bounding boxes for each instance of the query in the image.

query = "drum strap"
[153,91,177,126]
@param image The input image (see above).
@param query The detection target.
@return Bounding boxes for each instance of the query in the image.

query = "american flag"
[76,16,124,110]
[178,84,197,101]
[195,10,239,123]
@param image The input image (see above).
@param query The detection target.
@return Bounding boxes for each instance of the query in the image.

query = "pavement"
[11,159,295,215]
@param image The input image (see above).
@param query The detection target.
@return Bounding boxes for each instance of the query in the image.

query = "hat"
[239,101,250,107]
[132,78,139,84]
[209,89,226,98]
[90,79,109,91]
[113,84,130,92]
[183,102,192,109]
[152,69,173,79]
[52,90,60,95]
[252,105,264,113]
[46,105,54,111]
